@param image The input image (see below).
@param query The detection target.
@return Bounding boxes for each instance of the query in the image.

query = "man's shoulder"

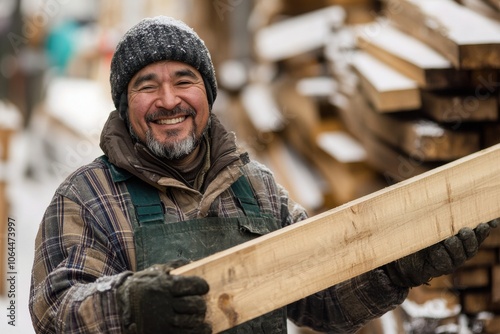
[56,156,117,199]
[242,158,276,179]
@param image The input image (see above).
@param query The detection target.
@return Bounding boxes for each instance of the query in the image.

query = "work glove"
[384,219,498,288]
[117,259,211,334]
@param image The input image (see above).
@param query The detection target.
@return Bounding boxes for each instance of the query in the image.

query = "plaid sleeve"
[29,165,135,333]
[287,269,408,332]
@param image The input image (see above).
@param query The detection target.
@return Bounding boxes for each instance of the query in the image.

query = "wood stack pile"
[327,0,500,332]
[218,0,500,332]
[0,101,22,294]
[218,1,386,215]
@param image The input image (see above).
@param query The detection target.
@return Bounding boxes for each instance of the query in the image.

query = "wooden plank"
[254,6,345,61]
[388,0,500,69]
[453,267,490,288]
[492,265,500,303]
[351,51,421,112]
[458,0,500,21]
[350,91,481,161]
[463,292,497,313]
[339,93,438,181]
[421,89,499,122]
[356,23,471,89]
[171,143,500,332]
[485,316,500,334]
[240,83,285,134]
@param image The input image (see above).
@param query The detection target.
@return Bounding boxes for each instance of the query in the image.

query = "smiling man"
[29,16,497,334]
[127,61,210,162]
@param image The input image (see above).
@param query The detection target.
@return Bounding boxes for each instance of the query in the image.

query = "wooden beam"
[254,6,345,62]
[338,93,437,181]
[350,91,481,161]
[458,0,500,21]
[356,23,470,89]
[351,51,421,112]
[421,90,499,123]
[171,143,500,332]
[387,0,500,69]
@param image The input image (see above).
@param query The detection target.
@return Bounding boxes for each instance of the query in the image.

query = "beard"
[128,106,210,160]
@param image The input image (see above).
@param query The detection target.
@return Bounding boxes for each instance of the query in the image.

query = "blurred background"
[0,0,500,333]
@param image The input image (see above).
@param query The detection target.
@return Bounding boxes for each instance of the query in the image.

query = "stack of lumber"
[328,0,500,331]
[0,101,22,295]
[217,0,500,331]
[224,3,386,213]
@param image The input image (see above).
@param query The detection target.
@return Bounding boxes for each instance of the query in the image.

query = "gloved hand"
[117,259,211,334]
[384,219,498,287]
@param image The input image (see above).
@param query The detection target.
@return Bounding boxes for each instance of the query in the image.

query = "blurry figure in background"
[29,16,498,334]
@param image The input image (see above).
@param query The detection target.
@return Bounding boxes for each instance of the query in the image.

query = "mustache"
[145,106,196,122]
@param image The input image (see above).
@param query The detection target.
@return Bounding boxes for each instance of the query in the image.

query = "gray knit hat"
[110,16,217,112]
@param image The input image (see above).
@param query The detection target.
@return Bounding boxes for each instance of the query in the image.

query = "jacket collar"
[99,111,245,191]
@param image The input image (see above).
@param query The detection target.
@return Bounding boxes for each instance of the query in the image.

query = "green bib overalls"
[103,157,287,333]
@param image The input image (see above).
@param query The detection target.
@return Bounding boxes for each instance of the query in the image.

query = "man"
[29,16,497,334]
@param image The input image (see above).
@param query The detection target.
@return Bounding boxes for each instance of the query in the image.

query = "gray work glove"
[384,219,498,287]
[117,259,211,334]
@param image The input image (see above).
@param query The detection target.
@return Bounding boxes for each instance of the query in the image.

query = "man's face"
[127,60,210,160]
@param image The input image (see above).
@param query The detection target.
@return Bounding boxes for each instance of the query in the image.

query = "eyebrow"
[131,73,157,89]
[130,68,200,90]
[174,68,199,80]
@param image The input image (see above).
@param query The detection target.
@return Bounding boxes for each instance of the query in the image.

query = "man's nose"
[155,84,181,110]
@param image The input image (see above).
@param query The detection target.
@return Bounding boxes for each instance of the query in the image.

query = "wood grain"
[172,143,500,332]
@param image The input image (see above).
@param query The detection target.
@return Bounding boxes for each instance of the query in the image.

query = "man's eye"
[177,81,192,86]
[139,85,155,91]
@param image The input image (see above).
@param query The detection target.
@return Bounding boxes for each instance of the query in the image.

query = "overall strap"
[100,155,260,223]
[231,175,261,217]
[126,177,165,226]
[99,155,164,226]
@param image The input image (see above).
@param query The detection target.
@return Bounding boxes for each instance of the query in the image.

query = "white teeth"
[156,116,186,125]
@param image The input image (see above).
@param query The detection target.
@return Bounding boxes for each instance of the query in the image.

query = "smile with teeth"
[154,116,187,125]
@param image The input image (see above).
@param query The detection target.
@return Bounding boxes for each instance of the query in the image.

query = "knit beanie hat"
[109,16,217,115]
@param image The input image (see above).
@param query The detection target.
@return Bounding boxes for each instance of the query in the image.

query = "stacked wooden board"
[330,0,500,331]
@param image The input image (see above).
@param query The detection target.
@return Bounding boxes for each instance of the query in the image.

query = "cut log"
[171,143,500,332]
[388,0,500,69]
[351,51,421,112]
[356,22,472,89]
